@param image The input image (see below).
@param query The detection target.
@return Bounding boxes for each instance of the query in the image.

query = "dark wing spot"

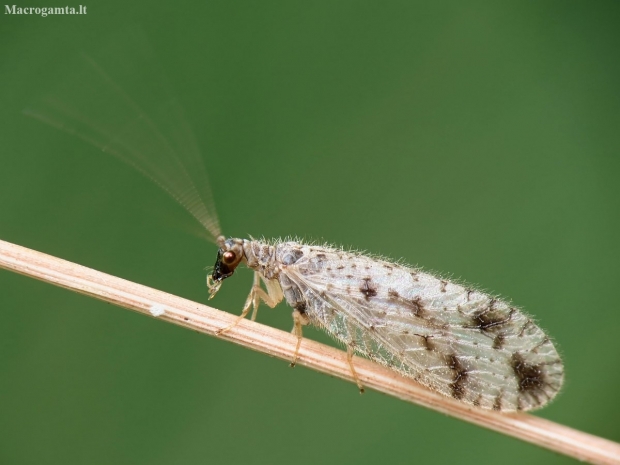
[511,353,545,393]
[440,280,448,293]
[410,272,419,282]
[316,253,326,259]
[383,264,393,270]
[493,395,503,411]
[466,289,474,301]
[294,302,307,314]
[446,354,469,400]
[336,265,345,270]
[387,289,425,318]
[359,277,378,300]
[471,308,515,332]
[346,275,353,279]
[388,288,400,299]
[409,296,425,317]
[418,334,435,351]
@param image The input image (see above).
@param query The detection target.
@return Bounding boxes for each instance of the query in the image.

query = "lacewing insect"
[207,237,563,411]
[26,37,563,412]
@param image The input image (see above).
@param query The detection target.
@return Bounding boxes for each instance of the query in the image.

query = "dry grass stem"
[1,238,619,465]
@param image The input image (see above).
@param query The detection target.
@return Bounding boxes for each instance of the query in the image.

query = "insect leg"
[250,274,283,320]
[347,346,365,394]
[290,309,309,367]
[216,272,283,335]
[215,289,253,335]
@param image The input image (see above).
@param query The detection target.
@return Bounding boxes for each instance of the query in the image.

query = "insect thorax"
[243,239,281,280]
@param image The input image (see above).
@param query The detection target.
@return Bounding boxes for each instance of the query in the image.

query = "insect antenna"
[23,28,222,243]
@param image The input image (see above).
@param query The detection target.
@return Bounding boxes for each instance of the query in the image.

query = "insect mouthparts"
[207,275,222,300]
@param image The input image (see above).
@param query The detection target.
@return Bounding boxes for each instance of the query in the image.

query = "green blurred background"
[1,2,619,464]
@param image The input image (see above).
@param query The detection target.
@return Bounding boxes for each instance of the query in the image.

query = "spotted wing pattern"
[277,243,563,411]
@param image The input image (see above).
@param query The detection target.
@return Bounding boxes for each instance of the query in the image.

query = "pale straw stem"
[0,238,618,465]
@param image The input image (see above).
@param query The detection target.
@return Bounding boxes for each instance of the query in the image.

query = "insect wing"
[283,249,563,411]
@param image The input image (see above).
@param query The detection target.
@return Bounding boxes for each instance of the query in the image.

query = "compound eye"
[222,251,237,265]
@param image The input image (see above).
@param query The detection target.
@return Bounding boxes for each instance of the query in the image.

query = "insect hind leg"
[290,308,309,367]
[216,272,283,335]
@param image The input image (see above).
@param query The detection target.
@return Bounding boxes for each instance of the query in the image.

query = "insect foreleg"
[215,272,283,335]
[251,273,283,320]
